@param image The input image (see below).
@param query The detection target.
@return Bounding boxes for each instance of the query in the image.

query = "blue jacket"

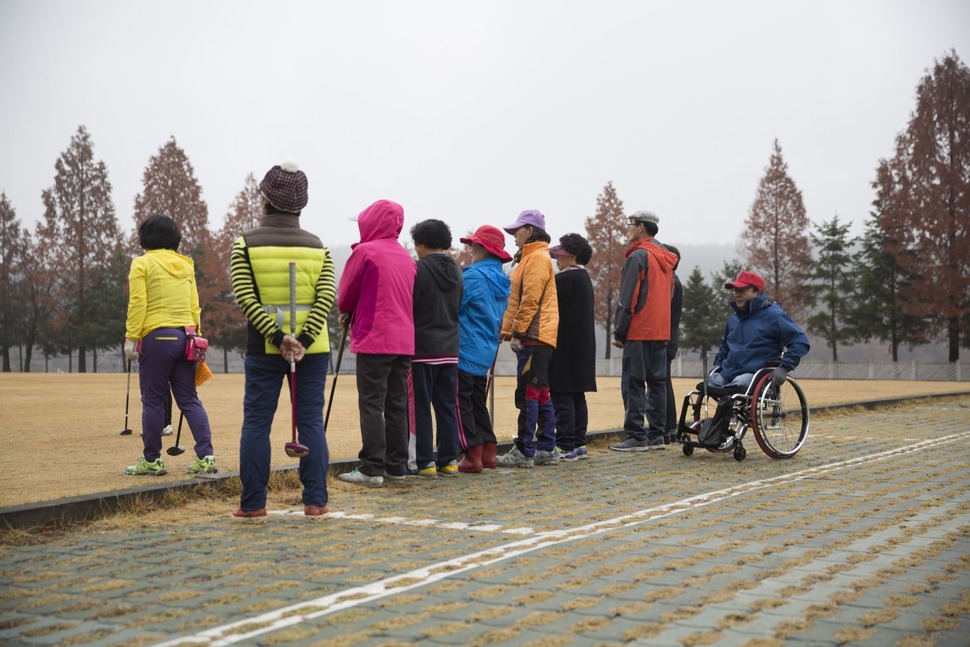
[714,292,810,382]
[458,259,511,377]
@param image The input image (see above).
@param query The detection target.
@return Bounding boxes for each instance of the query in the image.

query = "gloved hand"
[770,367,788,389]
[510,338,523,353]
[124,338,139,362]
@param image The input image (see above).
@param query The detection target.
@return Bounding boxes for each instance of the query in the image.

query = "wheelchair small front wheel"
[733,445,746,461]
[682,444,694,456]
[749,373,810,458]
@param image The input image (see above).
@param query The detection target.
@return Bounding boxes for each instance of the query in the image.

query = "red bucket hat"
[724,270,765,291]
[460,225,512,263]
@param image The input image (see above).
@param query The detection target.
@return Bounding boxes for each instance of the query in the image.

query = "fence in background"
[9,352,968,382]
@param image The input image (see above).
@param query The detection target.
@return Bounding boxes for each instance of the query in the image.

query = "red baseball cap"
[725,270,765,291]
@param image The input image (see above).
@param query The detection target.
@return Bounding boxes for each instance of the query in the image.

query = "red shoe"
[457,445,483,474]
[304,505,330,517]
[481,442,498,469]
[231,508,267,519]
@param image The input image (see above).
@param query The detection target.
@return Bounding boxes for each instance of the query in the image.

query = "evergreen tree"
[876,51,970,361]
[39,125,122,372]
[739,139,813,320]
[583,181,627,359]
[805,215,855,361]
[0,193,26,371]
[846,211,927,360]
[680,266,724,363]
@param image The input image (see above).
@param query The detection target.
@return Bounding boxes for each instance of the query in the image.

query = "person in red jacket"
[611,210,679,451]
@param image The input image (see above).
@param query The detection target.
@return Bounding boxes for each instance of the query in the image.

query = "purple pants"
[138,327,213,461]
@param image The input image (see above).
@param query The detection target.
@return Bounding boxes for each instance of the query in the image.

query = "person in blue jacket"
[711,270,810,391]
[455,225,512,473]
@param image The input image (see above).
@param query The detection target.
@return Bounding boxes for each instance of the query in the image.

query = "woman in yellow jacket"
[498,209,559,468]
[124,214,214,477]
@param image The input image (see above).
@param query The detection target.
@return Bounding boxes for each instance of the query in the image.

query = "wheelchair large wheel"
[749,373,809,458]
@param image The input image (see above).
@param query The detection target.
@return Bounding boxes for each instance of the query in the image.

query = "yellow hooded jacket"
[500,240,559,348]
[125,249,200,341]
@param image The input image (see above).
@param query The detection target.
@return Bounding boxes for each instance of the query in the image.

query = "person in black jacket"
[663,245,683,444]
[548,233,597,461]
[409,219,464,477]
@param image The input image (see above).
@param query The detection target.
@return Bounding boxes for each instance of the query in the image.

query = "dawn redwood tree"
[805,215,855,362]
[679,266,724,364]
[876,51,970,361]
[132,136,211,257]
[207,173,262,371]
[846,211,927,360]
[0,193,26,371]
[39,125,122,372]
[584,181,627,359]
[739,139,813,322]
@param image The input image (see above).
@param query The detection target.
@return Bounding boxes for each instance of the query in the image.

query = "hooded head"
[354,199,405,245]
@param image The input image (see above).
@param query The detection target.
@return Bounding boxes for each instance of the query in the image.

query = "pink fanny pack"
[185,327,209,362]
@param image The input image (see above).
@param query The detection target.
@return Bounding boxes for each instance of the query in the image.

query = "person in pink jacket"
[337,199,417,487]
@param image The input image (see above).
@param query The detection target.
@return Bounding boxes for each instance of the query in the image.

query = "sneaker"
[497,446,534,468]
[609,437,651,452]
[338,468,383,487]
[161,424,173,436]
[125,457,167,476]
[438,461,459,477]
[554,446,570,459]
[718,435,735,451]
[417,464,438,478]
[383,471,407,485]
[645,440,666,450]
[304,505,329,517]
[232,508,267,519]
[534,449,560,466]
[562,446,588,461]
[187,455,217,475]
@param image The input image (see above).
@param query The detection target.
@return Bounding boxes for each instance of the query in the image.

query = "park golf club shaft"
[166,411,185,456]
[324,320,349,432]
[285,262,309,458]
[119,359,134,435]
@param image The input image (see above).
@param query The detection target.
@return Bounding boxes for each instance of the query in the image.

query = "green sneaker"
[187,455,217,475]
[125,457,167,476]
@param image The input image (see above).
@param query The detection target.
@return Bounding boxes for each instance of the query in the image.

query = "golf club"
[166,411,185,456]
[119,359,134,435]
[284,262,310,458]
[323,320,349,432]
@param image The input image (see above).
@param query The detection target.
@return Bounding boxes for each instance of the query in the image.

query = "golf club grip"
[288,262,297,335]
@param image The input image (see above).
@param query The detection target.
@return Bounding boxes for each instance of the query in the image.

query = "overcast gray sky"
[2,0,968,253]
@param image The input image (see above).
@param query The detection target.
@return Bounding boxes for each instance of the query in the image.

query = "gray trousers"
[620,340,668,443]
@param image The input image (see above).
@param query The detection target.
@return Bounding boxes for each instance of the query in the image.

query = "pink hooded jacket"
[337,199,416,355]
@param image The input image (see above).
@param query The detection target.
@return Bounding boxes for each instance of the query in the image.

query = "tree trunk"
[223,346,229,373]
[78,344,87,372]
[2,346,9,372]
[949,316,960,362]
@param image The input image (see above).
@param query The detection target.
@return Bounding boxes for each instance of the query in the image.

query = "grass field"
[1,372,968,508]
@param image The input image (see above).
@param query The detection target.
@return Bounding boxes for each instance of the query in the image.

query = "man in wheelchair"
[701,270,810,451]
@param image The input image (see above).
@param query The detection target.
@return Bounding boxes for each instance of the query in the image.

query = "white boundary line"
[154,432,970,646]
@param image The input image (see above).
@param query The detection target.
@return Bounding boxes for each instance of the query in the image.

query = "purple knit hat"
[260,161,308,213]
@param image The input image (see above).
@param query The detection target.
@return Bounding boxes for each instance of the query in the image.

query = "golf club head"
[120,428,133,436]
[285,442,310,458]
[166,446,185,456]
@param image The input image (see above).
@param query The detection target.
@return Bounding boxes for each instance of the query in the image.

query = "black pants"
[457,369,495,449]
[355,354,410,478]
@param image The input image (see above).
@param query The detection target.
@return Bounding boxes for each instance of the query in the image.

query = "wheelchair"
[677,365,810,461]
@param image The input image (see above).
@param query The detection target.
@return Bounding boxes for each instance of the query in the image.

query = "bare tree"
[584,181,627,359]
[206,173,262,371]
[739,139,813,322]
[877,51,970,361]
[39,125,122,372]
